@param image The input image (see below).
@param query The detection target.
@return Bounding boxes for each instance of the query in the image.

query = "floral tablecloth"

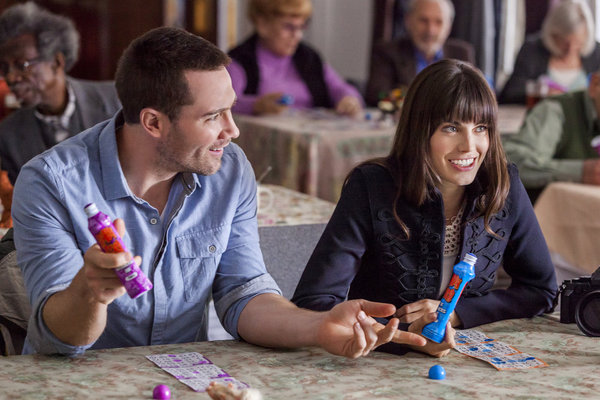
[235,110,395,203]
[257,184,335,227]
[1,314,598,399]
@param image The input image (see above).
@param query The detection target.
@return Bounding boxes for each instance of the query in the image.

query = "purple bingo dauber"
[84,203,153,299]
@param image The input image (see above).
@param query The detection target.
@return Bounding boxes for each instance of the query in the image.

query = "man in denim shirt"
[12,27,426,357]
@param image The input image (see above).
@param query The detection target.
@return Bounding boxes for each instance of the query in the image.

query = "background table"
[2,314,598,399]
[534,182,600,281]
[235,110,395,202]
[257,184,335,227]
[235,106,527,203]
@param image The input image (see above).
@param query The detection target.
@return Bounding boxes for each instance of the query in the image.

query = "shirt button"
[150,218,158,225]
[208,245,217,253]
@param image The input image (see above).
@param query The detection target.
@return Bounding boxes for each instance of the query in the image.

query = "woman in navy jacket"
[292,59,558,357]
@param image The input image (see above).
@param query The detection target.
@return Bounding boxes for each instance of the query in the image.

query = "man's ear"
[139,108,167,139]
[52,52,66,72]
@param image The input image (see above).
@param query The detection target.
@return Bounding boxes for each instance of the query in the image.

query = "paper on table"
[146,352,249,392]
[454,329,548,370]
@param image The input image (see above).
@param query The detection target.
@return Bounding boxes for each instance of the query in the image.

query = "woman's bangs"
[442,78,497,128]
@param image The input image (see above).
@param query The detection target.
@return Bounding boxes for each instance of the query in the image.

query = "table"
[235,106,527,203]
[257,183,335,227]
[234,109,395,202]
[497,104,527,136]
[2,314,599,399]
[534,182,600,277]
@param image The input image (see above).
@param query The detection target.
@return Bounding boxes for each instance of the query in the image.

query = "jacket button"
[208,245,217,253]
[149,218,158,225]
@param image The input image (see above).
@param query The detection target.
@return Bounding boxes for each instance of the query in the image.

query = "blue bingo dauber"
[277,94,294,105]
[422,253,477,343]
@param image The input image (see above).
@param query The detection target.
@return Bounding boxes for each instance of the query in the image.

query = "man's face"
[0,33,63,108]
[157,68,240,176]
[405,0,451,58]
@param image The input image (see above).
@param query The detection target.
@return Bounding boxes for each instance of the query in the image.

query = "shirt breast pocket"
[176,228,227,303]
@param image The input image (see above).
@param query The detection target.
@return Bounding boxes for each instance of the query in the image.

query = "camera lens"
[575,290,600,337]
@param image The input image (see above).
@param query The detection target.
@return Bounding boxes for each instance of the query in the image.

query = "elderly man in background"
[0,2,120,185]
[503,71,600,204]
[365,0,475,106]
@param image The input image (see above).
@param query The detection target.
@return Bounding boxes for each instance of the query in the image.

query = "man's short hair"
[115,27,231,124]
[0,1,80,71]
[405,0,455,24]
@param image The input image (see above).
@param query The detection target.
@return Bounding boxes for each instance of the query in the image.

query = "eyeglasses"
[0,57,44,78]
[279,20,309,35]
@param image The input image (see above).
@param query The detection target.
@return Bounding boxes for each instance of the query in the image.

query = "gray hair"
[406,0,455,24]
[542,0,595,57]
[0,2,80,71]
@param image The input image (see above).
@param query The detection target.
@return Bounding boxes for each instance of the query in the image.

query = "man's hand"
[335,95,362,117]
[316,299,426,359]
[78,218,139,304]
[252,92,287,115]
[582,159,600,185]
[395,299,461,327]
[408,312,456,358]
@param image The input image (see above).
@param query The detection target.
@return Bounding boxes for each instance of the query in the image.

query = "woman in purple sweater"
[227,0,363,116]
[292,59,558,357]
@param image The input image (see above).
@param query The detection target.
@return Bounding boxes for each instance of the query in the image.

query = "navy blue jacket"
[293,163,557,334]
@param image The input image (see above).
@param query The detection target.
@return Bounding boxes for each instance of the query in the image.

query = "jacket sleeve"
[455,166,558,327]
[502,98,584,188]
[365,43,396,107]
[498,41,543,104]
[292,169,372,311]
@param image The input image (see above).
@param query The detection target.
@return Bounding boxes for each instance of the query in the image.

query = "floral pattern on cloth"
[444,203,465,257]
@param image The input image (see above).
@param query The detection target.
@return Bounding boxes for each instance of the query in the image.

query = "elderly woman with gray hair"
[499,0,600,104]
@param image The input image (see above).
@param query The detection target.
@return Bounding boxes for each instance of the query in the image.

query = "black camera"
[559,267,600,337]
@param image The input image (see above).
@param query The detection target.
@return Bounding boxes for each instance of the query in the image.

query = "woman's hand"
[252,92,287,115]
[395,299,462,327]
[408,312,456,358]
[395,299,440,323]
[335,95,362,117]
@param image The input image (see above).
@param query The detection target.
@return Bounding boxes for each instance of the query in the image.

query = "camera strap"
[551,283,566,313]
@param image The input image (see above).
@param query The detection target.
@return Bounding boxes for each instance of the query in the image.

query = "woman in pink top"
[227,0,363,116]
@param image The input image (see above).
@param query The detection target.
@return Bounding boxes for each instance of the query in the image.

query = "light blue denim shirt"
[12,111,281,355]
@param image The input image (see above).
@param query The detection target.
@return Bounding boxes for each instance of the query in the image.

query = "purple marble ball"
[153,384,171,400]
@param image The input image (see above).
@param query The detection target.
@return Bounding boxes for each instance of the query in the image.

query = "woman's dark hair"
[115,27,231,124]
[366,59,509,237]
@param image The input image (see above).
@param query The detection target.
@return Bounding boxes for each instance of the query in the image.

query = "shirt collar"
[34,82,76,128]
[414,48,444,74]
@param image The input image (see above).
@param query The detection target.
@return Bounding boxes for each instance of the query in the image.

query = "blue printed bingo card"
[454,330,548,370]
[146,352,249,392]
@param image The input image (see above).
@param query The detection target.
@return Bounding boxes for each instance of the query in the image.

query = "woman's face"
[255,15,308,57]
[429,120,489,192]
[552,25,587,59]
